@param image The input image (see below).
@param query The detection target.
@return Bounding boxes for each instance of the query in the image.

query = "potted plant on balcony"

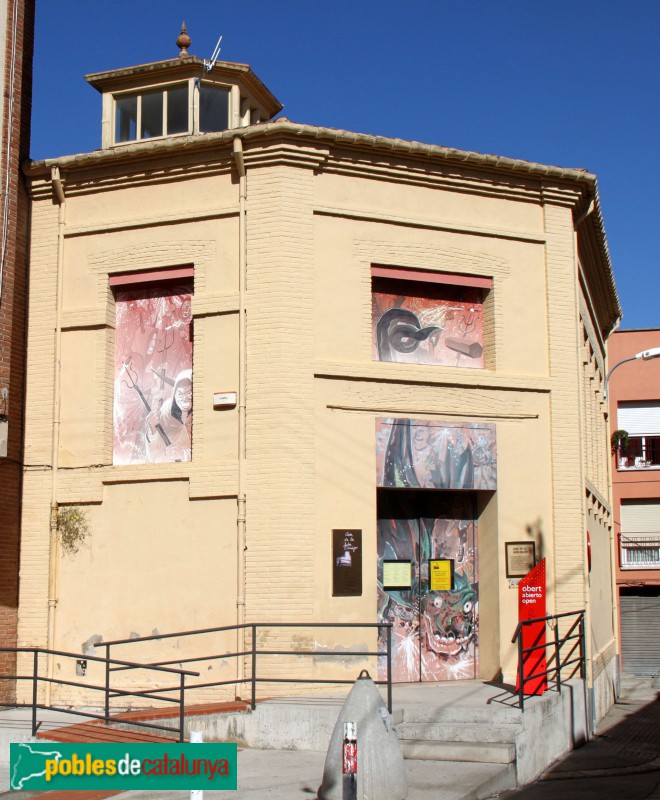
[611,429,630,466]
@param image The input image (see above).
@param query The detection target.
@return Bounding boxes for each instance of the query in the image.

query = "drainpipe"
[233,137,247,695]
[604,383,622,700]
[46,166,66,703]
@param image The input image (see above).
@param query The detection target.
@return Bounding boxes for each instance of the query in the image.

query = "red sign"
[516,558,547,695]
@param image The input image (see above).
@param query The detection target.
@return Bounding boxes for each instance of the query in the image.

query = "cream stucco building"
[18,31,621,725]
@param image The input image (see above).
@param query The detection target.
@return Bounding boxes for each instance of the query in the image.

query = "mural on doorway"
[372,282,484,368]
[376,418,497,491]
[377,492,478,681]
[376,418,495,682]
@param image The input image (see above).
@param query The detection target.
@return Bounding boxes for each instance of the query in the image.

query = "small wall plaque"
[382,560,412,590]
[506,541,536,578]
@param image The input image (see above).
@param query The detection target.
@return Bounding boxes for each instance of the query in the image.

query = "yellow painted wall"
[19,131,615,706]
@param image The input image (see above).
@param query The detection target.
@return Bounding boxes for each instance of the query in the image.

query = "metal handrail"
[0,646,199,741]
[96,621,394,714]
[511,610,585,710]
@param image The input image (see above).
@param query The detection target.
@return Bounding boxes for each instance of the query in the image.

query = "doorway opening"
[377,489,478,682]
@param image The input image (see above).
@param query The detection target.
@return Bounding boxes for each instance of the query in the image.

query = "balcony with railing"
[619,533,660,569]
[617,435,660,470]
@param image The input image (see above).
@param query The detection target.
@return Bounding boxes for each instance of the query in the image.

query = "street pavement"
[108,678,660,799]
[494,677,660,800]
[1,677,657,799]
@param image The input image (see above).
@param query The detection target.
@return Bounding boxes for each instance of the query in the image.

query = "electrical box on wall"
[0,418,7,458]
[213,392,237,409]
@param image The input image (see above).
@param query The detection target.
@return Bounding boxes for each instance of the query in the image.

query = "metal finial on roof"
[177,22,191,57]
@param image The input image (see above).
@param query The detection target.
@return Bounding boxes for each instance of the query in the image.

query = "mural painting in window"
[372,279,484,368]
[113,284,193,465]
[376,418,497,492]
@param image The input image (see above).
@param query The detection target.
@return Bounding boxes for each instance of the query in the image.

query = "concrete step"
[401,703,521,725]
[401,738,516,764]
[405,759,517,799]
[398,720,521,743]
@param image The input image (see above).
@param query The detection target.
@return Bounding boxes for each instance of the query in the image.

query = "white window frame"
[113,81,192,145]
[195,80,235,133]
[616,401,660,470]
[111,78,238,146]
[619,501,660,569]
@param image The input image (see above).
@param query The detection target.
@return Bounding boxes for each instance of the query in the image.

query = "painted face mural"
[377,495,479,682]
[113,285,193,465]
[422,575,478,675]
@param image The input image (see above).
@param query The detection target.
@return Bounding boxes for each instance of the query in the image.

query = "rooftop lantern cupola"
[85,23,283,150]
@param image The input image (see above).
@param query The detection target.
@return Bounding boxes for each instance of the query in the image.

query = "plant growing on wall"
[610,430,629,456]
[56,506,90,555]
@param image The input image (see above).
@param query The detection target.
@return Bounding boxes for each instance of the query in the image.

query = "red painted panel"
[371,265,492,289]
[109,266,194,286]
[516,559,547,695]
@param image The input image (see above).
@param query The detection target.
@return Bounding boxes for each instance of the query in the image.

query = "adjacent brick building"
[19,30,621,725]
[0,0,34,703]
[608,329,660,676]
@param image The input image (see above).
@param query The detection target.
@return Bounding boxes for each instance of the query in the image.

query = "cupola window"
[199,85,229,133]
[115,83,190,143]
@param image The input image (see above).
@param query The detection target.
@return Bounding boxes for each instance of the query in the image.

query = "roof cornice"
[25,117,597,186]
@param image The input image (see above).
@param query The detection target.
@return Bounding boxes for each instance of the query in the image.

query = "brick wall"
[245,163,317,628]
[544,202,588,613]
[0,0,34,703]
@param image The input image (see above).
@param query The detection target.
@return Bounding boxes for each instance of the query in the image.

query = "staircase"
[31,681,587,794]
[395,700,521,767]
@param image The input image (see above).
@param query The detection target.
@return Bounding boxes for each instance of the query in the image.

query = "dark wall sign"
[332,529,362,597]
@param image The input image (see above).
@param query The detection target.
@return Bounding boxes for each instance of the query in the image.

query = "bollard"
[319,670,407,800]
[190,730,203,800]
[342,722,357,800]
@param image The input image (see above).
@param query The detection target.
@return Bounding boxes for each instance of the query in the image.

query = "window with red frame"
[111,269,193,465]
[371,267,490,368]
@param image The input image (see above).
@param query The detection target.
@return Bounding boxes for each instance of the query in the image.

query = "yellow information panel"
[429,559,454,591]
[382,560,412,589]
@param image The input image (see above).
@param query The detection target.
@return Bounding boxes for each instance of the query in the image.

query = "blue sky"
[31,1,659,331]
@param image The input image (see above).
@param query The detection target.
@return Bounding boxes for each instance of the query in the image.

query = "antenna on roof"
[196,34,223,88]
